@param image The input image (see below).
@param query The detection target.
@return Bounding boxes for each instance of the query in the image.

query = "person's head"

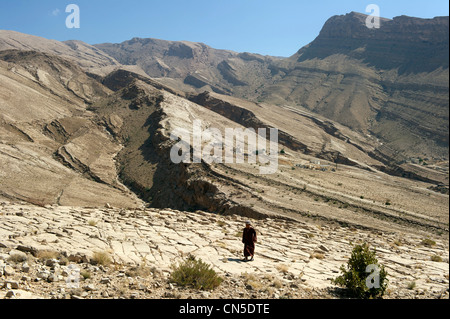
[245,221,251,228]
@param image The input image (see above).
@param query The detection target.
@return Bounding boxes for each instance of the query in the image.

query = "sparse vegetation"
[88,219,98,226]
[430,254,443,262]
[36,250,60,261]
[262,274,284,289]
[421,238,436,247]
[407,281,416,290]
[242,272,264,290]
[126,264,154,277]
[276,264,290,274]
[8,252,28,263]
[80,270,91,280]
[332,243,388,299]
[91,251,112,266]
[169,255,223,290]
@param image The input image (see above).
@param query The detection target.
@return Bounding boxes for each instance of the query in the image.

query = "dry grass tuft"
[36,250,60,261]
[276,264,290,273]
[91,251,112,266]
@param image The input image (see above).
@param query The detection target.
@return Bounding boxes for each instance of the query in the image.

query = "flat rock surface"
[0,202,448,299]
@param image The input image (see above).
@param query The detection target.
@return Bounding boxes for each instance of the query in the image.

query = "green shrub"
[407,281,416,290]
[80,270,91,280]
[169,255,223,290]
[430,254,443,262]
[332,243,388,299]
[421,238,436,247]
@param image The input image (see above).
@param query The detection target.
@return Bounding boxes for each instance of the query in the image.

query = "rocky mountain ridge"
[294,12,449,73]
[262,13,449,164]
[0,47,448,234]
[92,13,449,178]
[1,11,448,173]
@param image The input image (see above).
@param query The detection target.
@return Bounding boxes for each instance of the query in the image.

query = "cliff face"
[262,13,449,164]
[295,12,449,73]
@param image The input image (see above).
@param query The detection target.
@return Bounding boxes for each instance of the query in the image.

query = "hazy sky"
[0,0,448,57]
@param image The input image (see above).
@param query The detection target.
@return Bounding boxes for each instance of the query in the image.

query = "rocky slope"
[83,68,448,236]
[0,50,142,207]
[262,13,449,166]
[0,48,447,235]
[92,13,449,174]
[0,202,448,299]
[0,30,120,72]
[2,14,448,181]
[95,37,280,99]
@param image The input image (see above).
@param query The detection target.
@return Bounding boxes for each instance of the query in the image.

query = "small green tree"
[332,243,388,298]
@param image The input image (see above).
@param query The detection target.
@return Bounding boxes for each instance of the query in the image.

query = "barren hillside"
[0,50,141,208]
[0,48,448,235]
[93,13,449,172]
[0,13,448,300]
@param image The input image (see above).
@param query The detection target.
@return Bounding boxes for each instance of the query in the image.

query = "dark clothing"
[242,227,257,257]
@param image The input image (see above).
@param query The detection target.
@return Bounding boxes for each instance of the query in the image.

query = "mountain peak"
[296,11,449,72]
[347,11,370,19]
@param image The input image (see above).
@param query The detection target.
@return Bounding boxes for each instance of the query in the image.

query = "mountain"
[293,12,448,73]
[94,37,282,98]
[0,49,141,207]
[92,12,449,183]
[0,30,152,77]
[0,30,119,71]
[0,13,448,237]
[261,13,449,163]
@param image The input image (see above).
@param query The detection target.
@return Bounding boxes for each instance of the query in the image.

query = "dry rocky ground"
[0,201,448,300]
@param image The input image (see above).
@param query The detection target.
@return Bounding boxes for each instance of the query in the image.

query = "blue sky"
[0,1,448,57]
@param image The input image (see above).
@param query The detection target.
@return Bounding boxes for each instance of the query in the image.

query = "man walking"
[242,221,257,261]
